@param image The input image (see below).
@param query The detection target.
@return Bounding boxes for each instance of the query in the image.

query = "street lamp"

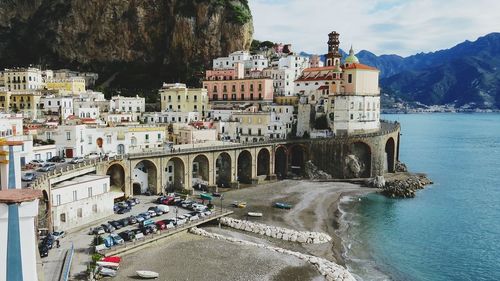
[220,194,224,213]
[175,206,178,225]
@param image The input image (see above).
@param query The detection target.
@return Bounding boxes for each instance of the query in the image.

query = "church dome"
[345,46,359,64]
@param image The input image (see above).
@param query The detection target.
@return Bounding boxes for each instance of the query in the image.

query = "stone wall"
[220,217,332,244]
[189,227,355,281]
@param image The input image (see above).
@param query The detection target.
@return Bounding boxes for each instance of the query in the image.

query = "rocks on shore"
[367,175,386,188]
[382,174,433,198]
[189,227,355,281]
[305,161,333,180]
[220,217,332,244]
[395,161,408,172]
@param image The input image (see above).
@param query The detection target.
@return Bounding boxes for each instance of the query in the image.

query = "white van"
[156,205,170,213]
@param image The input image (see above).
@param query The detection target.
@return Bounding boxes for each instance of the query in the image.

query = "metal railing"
[98,208,232,255]
[59,242,74,281]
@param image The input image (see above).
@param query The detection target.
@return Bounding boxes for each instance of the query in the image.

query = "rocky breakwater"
[369,173,433,198]
[220,217,332,244]
[189,227,355,281]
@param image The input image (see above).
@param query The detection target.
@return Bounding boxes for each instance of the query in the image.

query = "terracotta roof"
[343,63,378,71]
[317,85,329,90]
[0,189,43,204]
[303,66,338,72]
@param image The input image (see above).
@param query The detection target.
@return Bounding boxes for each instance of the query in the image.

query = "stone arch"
[97,137,103,149]
[289,144,308,176]
[385,137,396,173]
[165,157,185,192]
[346,142,372,178]
[237,150,252,184]
[275,146,288,179]
[216,152,232,187]
[192,154,210,187]
[38,190,50,229]
[106,163,126,192]
[133,160,158,195]
[257,148,271,177]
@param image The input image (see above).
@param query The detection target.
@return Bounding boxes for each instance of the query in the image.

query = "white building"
[142,111,201,124]
[51,175,118,231]
[109,95,145,121]
[2,67,44,91]
[213,51,269,75]
[40,124,168,158]
[40,95,74,119]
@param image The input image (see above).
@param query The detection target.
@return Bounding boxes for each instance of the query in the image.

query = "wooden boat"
[96,261,120,270]
[101,256,121,263]
[247,212,263,217]
[136,270,160,279]
[274,202,292,209]
[99,267,117,277]
[231,201,247,208]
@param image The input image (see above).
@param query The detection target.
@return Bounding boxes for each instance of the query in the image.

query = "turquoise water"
[340,114,500,281]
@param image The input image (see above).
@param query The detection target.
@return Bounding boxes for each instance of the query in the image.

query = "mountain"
[0,0,253,98]
[357,33,500,109]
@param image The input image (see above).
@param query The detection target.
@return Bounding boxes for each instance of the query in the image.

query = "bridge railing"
[31,155,124,189]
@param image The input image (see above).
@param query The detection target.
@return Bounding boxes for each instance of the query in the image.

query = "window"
[77,208,83,218]
[103,183,107,193]
[93,204,98,213]
[350,114,354,120]
[88,187,92,197]
[158,133,161,139]
[66,131,71,140]
[88,136,92,144]
[60,213,66,223]
[73,190,78,201]
[56,194,61,206]
[348,74,353,83]
[106,135,111,144]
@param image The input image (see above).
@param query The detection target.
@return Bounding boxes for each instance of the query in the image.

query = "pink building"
[203,78,274,102]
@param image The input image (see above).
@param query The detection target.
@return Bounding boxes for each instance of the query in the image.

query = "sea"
[338,113,500,281]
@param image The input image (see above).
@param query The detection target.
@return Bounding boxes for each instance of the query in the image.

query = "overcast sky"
[248,0,499,57]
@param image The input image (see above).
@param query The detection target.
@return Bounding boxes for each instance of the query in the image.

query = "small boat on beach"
[274,202,292,209]
[96,261,120,270]
[232,201,247,208]
[98,267,117,277]
[136,270,159,279]
[247,212,263,217]
[101,256,121,263]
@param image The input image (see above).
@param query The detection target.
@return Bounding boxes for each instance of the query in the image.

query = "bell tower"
[326,31,341,67]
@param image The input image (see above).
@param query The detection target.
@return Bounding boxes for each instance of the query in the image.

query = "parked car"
[48,156,65,163]
[42,236,54,249]
[155,220,167,230]
[52,231,66,240]
[108,221,122,230]
[70,157,84,164]
[131,197,140,204]
[28,159,45,168]
[212,192,222,197]
[148,206,163,216]
[118,230,136,242]
[145,224,157,233]
[147,210,157,217]
[127,216,137,224]
[139,212,151,220]
[116,201,129,209]
[21,172,37,181]
[37,163,56,172]
[156,205,170,213]
[39,245,49,258]
[126,198,137,206]
[101,223,116,233]
[113,204,120,213]
[175,217,186,226]
[139,219,155,228]
[181,200,195,209]
[90,226,106,235]
[188,212,200,221]
[119,218,129,227]
[117,206,131,214]
[135,215,145,223]
[109,233,124,245]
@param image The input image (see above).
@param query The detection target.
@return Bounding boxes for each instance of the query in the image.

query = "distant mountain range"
[303,33,500,109]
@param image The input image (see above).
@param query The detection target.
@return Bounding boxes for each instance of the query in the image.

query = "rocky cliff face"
[0,0,253,92]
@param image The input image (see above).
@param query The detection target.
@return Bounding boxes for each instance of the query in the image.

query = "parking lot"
[41,193,225,280]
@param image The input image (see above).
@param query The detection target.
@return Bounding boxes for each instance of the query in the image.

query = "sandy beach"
[115,180,376,280]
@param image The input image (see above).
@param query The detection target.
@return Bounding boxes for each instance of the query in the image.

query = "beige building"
[0,91,42,119]
[2,67,44,92]
[160,83,209,118]
[45,77,86,94]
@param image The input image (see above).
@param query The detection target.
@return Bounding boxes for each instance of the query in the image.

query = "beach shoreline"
[114,179,378,280]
